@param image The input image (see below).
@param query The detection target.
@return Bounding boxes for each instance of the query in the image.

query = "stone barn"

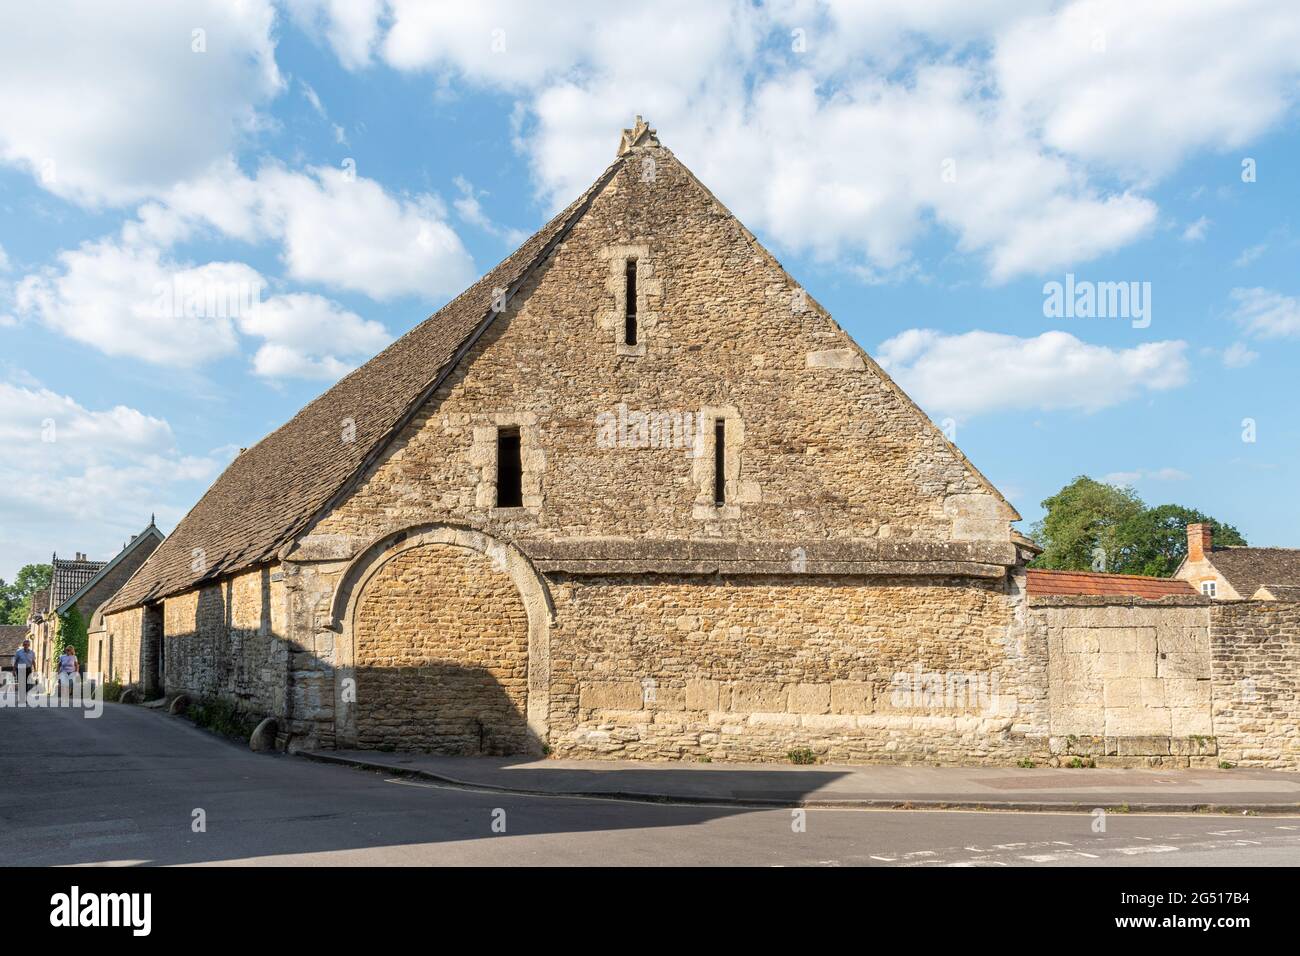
[103,118,1051,763]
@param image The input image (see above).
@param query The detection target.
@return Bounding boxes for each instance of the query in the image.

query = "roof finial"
[617,115,658,156]
[150,512,156,526]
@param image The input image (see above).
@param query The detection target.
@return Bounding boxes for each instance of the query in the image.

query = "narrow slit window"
[624,258,638,346]
[496,427,522,507]
[713,419,726,506]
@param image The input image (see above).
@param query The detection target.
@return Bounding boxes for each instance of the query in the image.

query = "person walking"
[13,639,35,698]
[56,644,79,703]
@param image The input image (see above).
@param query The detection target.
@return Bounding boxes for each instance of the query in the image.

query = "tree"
[1111,504,1246,577]
[3,563,52,626]
[1030,477,1144,571]
[1030,478,1246,576]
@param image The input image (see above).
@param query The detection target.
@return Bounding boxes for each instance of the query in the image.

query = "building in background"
[27,519,164,676]
[1176,523,1300,600]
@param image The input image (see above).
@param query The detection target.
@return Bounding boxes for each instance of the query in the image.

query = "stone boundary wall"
[1210,600,1300,769]
[1027,595,1300,770]
[545,573,1044,765]
[1027,595,1216,767]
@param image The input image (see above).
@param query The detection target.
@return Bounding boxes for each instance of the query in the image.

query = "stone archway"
[331,526,551,754]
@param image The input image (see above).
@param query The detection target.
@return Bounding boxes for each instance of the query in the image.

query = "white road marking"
[1116,844,1180,855]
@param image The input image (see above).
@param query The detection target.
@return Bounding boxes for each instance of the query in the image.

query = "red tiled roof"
[1026,568,1197,599]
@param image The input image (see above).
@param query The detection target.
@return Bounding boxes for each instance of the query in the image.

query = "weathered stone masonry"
[99,121,1300,768]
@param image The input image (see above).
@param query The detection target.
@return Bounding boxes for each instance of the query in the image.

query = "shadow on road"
[0,703,846,866]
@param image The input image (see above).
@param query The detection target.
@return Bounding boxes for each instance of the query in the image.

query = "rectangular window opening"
[1201,581,1216,598]
[624,258,638,346]
[713,419,726,506]
[496,427,523,508]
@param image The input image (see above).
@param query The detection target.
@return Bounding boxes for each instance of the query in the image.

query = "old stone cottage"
[1176,522,1300,600]
[28,520,164,675]
[102,120,1299,768]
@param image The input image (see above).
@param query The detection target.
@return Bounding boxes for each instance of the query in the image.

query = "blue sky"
[2,0,1299,580]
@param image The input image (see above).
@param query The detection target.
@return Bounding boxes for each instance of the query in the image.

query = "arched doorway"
[347,537,534,754]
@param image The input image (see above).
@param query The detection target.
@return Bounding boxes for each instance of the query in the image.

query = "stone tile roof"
[50,558,108,609]
[1,625,29,648]
[1206,547,1300,600]
[106,156,625,614]
[1026,568,1197,599]
[1254,584,1300,601]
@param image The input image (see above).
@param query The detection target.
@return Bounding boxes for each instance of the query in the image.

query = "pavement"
[3,700,1300,866]
[304,749,1300,813]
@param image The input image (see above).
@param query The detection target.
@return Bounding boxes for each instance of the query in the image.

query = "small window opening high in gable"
[496,427,522,508]
[624,258,638,346]
[713,419,726,506]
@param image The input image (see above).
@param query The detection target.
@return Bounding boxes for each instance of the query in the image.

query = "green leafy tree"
[4,564,52,626]
[1030,477,1246,576]
[1111,504,1246,577]
[1030,477,1144,571]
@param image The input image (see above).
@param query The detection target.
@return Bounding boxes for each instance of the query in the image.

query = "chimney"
[1187,523,1213,562]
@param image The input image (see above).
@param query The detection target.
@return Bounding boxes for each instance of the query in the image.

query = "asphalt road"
[3,700,1299,867]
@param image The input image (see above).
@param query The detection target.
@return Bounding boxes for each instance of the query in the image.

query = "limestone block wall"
[1211,601,1300,769]
[299,145,1013,561]
[103,606,144,686]
[1028,596,1215,766]
[161,564,288,718]
[545,574,1041,764]
[350,542,530,754]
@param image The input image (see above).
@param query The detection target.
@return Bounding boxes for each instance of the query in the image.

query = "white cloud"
[1234,243,1268,267]
[0,383,173,452]
[453,176,528,245]
[994,0,1300,179]
[0,1,282,206]
[875,328,1190,420]
[140,161,475,301]
[1181,216,1210,242]
[1103,467,1189,486]
[299,80,349,145]
[314,2,1204,282]
[0,381,228,579]
[1222,341,1260,368]
[18,154,476,370]
[14,239,244,366]
[292,0,1300,284]
[15,229,393,378]
[287,0,387,71]
[256,165,474,300]
[237,293,391,380]
[1229,287,1300,339]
